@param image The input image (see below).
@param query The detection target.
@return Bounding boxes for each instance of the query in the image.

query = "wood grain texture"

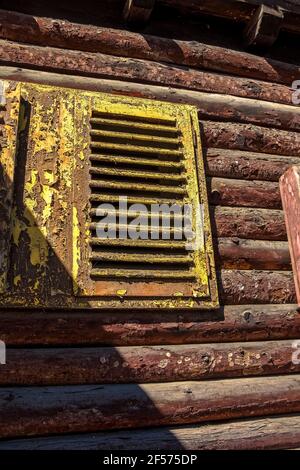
[0,67,299,131]
[1,340,299,386]
[0,40,293,105]
[209,178,281,208]
[203,122,300,156]
[0,305,298,347]
[212,207,287,240]
[1,375,300,438]
[0,9,298,85]
[219,270,296,304]
[216,239,291,270]
[280,166,300,305]
[1,414,299,449]
[206,149,300,182]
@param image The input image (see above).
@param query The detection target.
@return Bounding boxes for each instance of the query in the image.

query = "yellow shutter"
[0,81,218,310]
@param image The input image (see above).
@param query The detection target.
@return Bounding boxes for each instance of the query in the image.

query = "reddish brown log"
[0,304,298,347]
[0,67,299,132]
[280,166,300,305]
[0,9,299,86]
[216,239,291,270]
[220,270,296,304]
[2,340,299,386]
[1,414,300,450]
[212,207,287,240]
[203,122,300,157]
[209,178,281,209]
[0,375,300,438]
[0,40,293,105]
[206,149,300,182]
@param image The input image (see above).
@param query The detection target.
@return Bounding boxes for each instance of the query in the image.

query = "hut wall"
[0,7,299,449]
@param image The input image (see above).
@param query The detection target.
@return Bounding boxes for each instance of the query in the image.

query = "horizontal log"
[0,66,298,132]
[1,375,300,438]
[212,207,287,240]
[206,149,300,181]
[209,178,281,209]
[0,304,298,346]
[0,40,293,105]
[1,340,299,386]
[161,0,300,35]
[220,270,296,304]
[216,238,291,270]
[0,9,299,86]
[0,303,299,355]
[203,122,300,156]
[1,414,299,449]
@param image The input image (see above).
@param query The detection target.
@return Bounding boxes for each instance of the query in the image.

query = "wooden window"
[0,81,218,309]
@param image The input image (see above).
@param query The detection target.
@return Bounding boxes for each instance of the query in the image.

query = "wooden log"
[1,340,299,386]
[0,66,299,132]
[243,4,284,48]
[0,40,293,106]
[161,0,300,34]
[280,166,300,305]
[212,207,287,240]
[0,375,300,438]
[1,414,299,449]
[123,0,155,23]
[0,9,298,85]
[0,304,298,347]
[206,149,300,182]
[220,270,296,304]
[203,122,300,157]
[209,178,281,209]
[216,239,291,270]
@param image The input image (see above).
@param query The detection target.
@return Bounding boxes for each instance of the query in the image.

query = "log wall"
[0,8,299,449]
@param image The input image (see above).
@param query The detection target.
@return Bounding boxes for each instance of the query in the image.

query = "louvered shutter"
[0,82,218,309]
[73,92,218,309]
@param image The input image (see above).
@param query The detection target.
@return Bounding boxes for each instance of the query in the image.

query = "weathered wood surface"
[216,239,291,270]
[0,40,293,105]
[1,414,299,450]
[1,305,298,346]
[220,270,295,304]
[123,0,155,23]
[1,340,299,386]
[0,9,299,85]
[0,67,299,131]
[203,122,300,156]
[243,4,284,48]
[161,0,300,34]
[209,178,281,209]
[206,149,300,182]
[280,166,300,305]
[212,207,287,240]
[0,375,300,438]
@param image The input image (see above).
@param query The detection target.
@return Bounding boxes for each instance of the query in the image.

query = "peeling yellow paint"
[13,275,21,286]
[116,289,127,297]
[0,81,218,310]
[72,206,80,294]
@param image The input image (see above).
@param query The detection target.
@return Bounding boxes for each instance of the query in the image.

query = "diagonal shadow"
[0,88,223,450]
